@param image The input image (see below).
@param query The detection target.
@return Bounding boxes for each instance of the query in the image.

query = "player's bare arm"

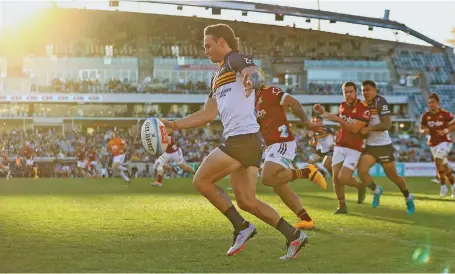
[283,95,323,132]
[365,115,392,133]
[242,66,264,97]
[161,98,218,131]
[313,104,365,133]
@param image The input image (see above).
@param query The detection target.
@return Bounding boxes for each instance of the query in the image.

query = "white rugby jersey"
[209,51,260,139]
[366,95,392,146]
[314,127,335,153]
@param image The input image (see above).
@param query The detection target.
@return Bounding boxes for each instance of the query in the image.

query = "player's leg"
[261,143,326,189]
[357,153,383,207]
[175,148,195,175]
[322,155,333,177]
[337,148,364,204]
[152,156,166,187]
[261,161,315,229]
[443,163,455,198]
[431,143,451,196]
[382,161,415,213]
[332,161,347,214]
[113,155,130,183]
[230,166,308,260]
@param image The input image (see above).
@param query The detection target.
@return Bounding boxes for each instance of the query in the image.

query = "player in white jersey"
[356,80,415,214]
[160,24,307,260]
[308,116,335,177]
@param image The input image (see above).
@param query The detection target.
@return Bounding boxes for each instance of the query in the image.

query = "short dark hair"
[342,81,357,91]
[362,80,377,88]
[204,24,239,51]
[428,93,440,102]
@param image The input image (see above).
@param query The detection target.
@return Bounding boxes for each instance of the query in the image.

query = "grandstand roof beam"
[139,0,448,49]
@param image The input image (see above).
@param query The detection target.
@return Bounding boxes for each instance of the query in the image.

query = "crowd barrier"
[6,158,450,178]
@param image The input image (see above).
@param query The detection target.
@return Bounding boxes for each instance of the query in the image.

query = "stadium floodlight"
[212,8,221,15]
[275,13,284,21]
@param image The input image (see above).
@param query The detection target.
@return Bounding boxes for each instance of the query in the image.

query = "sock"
[338,196,346,208]
[291,168,311,181]
[297,209,312,222]
[276,218,300,242]
[401,189,410,199]
[120,171,129,182]
[33,167,38,177]
[223,205,249,231]
[157,174,163,183]
[367,182,377,192]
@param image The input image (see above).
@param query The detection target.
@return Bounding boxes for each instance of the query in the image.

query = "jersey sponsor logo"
[340,115,355,124]
[427,121,444,127]
[256,109,266,119]
[212,87,231,99]
[363,110,371,118]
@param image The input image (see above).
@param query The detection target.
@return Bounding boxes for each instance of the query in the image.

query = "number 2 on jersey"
[278,124,289,138]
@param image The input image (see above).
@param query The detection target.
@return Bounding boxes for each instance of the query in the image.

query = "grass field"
[0,177,454,272]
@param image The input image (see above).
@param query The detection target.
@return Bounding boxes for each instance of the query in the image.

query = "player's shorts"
[332,146,362,170]
[113,154,126,165]
[430,142,453,164]
[156,148,185,166]
[219,132,262,168]
[77,160,87,169]
[264,141,296,169]
[363,144,395,164]
[25,159,35,167]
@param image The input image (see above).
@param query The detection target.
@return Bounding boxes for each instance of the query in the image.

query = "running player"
[107,132,131,183]
[160,24,308,260]
[357,80,415,213]
[314,82,370,214]
[20,142,38,179]
[308,116,335,177]
[152,134,195,187]
[75,145,88,177]
[255,85,327,229]
[0,151,11,179]
[420,93,455,198]
[86,145,100,178]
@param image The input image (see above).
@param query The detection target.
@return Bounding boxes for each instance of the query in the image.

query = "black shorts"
[316,149,334,159]
[363,144,395,164]
[219,132,262,168]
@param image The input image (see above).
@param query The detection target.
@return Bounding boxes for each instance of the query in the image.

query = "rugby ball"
[141,118,169,156]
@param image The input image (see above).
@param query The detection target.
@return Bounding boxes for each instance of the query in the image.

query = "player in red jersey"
[20,142,38,179]
[86,145,100,178]
[75,145,88,177]
[0,151,11,179]
[314,82,370,214]
[153,134,195,187]
[420,93,455,198]
[255,85,327,229]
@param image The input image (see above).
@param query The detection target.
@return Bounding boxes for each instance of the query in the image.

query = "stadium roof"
[140,0,449,49]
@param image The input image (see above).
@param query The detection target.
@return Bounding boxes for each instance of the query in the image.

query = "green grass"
[0,177,454,272]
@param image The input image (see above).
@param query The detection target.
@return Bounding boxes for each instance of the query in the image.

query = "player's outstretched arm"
[283,95,323,132]
[162,98,218,131]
